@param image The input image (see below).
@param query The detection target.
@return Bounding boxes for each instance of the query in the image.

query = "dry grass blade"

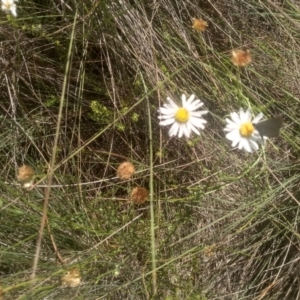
[0,0,299,299]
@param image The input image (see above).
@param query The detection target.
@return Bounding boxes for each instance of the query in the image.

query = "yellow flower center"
[175,108,189,123]
[239,122,254,137]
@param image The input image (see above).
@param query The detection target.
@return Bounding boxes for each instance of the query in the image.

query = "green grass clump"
[1,0,300,299]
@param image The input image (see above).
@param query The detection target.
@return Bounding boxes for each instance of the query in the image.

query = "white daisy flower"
[1,0,17,17]
[224,108,266,153]
[158,94,208,138]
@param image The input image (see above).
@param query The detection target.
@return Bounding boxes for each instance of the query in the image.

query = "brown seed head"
[131,186,149,205]
[203,245,216,262]
[17,165,35,182]
[117,161,135,180]
[61,267,81,288]
[192,18,208,32]
[231,49,252,67]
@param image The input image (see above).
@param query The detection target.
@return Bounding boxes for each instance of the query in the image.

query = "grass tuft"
[1,0,300,299]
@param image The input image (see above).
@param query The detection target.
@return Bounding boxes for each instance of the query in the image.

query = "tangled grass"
[1,0,300,299]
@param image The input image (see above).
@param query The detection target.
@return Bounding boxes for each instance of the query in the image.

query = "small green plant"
[45,95,60,107]
[89,100,113,124]
[131,112,139,122]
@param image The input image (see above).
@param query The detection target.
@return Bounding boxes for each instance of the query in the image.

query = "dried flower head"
[17,165,35,188]
[131,186,149,205]
[61,267,81,288]
[231,49,252,67]
[192,18,208,32]
[117,161,135,180]
[203,245,216,262]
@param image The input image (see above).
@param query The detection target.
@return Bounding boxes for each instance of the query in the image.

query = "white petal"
[178,124,185,138]
[225,129,240,141]
[10,5,16,16]
[184,124,193,137]
[238,108,244,120]
[242,139,252,152]
[231,137,240,147]
[188,122,200,135]
[186,94,195,106]
[231,112,241,124]
[189,101,205,111]
[224,123,239,131]
[181,94,187,106]
[225,118,239,127]
[166,98,179,109]
[158,113,176,120]
[238,138,246,150]
[189,117,206,129]
[159,118,175,126]
[158,114,176,120]
[158,106,175,115]
[252,112,264,124]
[186,99,199,109]
[239,108,247,121]
[249,139,259,151]
[169,122,179,137]
[190,110,208,117]
[237,138,245,150]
